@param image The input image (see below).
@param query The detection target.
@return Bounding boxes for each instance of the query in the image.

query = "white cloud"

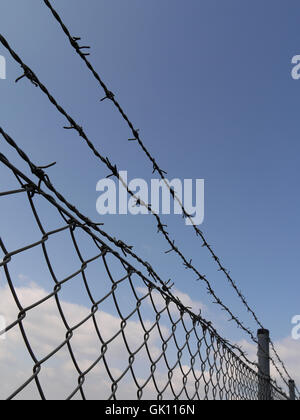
[270,338,300,390]
[236,338,300,398]
[0,281,222,400]
[18,274,30,283]
[0,282,169,400]
[0,281,298,400]
[136,286,206,317]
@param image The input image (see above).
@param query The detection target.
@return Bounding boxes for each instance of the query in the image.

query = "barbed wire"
[0,31,293,393]
[39,0,297,392]
[0,125,291,397]
[0,150,282,400]
[0,134,255,369]
[0,3,297,393]
[0,35,263,351]
[42,0,265,331]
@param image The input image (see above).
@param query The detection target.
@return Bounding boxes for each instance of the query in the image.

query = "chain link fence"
[0,153,290,400]
[0,2,297,400]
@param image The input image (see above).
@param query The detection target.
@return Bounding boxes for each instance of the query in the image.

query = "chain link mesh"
[0,2,296,399]
[0,153,289,400]
[0,26,296,394]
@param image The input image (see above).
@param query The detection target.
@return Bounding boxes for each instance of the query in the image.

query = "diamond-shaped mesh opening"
[0,144,290,401]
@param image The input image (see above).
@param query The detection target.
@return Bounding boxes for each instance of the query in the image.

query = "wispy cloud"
[1,280,298,400]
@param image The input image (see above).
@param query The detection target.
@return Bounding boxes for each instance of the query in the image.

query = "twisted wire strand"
[0,151,289,400]
[0,35,264,356]
[40,1,296,392]
[0,32,291,393]
[0,150,254,367]
[42,0,265,332]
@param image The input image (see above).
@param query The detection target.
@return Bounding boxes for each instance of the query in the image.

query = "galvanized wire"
[37,1,299,391]
[0,126,252,365]
[0,152,288,400]
[41,0,269,338]
[0,34,262,353]
[0,27,295,393]
[0,3,297,396]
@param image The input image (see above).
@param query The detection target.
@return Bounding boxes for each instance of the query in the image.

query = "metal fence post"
[258,329,271,400]
[289,380,296,401]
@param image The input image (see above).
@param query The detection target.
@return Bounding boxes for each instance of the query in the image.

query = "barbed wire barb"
[37,1,297,393]
[1,150,284,400]
[0,35,267,363]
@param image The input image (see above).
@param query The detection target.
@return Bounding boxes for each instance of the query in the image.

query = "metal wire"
[0,34,262,352]
[0,3,297,397]
[31,0,299,392]
[41,0,268,337]
[0,27,295,394]
[0,127,254,367]
[0,152,289,400]
[44,0,300,394]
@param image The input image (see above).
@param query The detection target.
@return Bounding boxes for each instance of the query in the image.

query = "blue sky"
[0,0,300,377]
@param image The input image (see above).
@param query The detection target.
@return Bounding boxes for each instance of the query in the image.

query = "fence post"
[258,329,271,400]
[289,380,295,401]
